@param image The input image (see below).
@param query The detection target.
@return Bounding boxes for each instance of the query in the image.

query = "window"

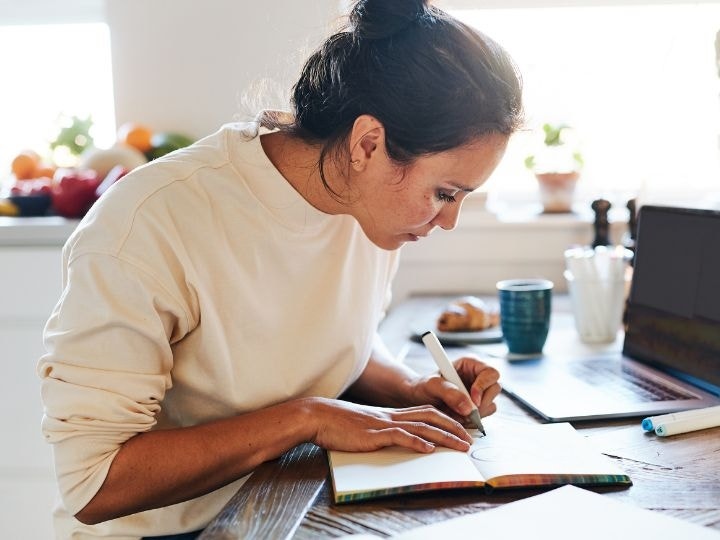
[0,22,114,185]
[451,3,720,208]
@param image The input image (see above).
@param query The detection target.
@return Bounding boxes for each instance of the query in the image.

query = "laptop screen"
[623,205,720,395]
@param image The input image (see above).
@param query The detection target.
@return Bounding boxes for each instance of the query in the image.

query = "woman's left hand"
[407,356,501,422]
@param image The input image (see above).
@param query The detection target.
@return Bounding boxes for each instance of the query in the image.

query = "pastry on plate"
[436,296,500,332]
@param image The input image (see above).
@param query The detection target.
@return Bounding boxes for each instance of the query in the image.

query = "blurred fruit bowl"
[7,194,53,217]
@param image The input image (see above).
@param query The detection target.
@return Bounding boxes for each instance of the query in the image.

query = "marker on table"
[654,406,720,437]
[641,404,720,432]
[421,330,486,436]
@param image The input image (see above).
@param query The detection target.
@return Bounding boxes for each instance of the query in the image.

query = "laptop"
[495,205,720,422]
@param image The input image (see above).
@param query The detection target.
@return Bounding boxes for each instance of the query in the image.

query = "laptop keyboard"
[570,361,697,402]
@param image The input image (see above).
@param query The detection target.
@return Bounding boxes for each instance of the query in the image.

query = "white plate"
[410,325,503,345]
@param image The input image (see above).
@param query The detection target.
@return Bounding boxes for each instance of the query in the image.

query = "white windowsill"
[0,217,79,247]
[0,203,609,248]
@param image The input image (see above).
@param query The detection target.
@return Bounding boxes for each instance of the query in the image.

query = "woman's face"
[351,133,509,250]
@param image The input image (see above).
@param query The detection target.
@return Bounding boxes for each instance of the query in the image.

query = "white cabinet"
[0,224,70,539]
[0,246,64,321]
[1,323,55,471]
[0,246,63,473]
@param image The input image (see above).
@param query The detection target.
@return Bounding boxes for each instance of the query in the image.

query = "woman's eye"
[436,191,457,203]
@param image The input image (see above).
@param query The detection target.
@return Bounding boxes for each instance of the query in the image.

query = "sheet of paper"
[388,485,720,540]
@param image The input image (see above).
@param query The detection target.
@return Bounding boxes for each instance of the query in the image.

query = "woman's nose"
[431,202,462,231]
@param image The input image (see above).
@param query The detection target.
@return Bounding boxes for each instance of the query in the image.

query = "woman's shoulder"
[62,128,231,260]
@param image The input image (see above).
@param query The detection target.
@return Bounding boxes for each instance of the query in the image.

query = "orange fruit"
[117,122,153,153]
[35,163,57,179]
[11,150,41,180]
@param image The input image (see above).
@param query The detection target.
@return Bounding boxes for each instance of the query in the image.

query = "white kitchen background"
[1,0,719,537]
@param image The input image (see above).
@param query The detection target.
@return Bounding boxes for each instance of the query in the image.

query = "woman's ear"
[349,115,384,171]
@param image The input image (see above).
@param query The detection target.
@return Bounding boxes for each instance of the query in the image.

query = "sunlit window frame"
[0,1,113,184]
[0,0,104,25]
[437,0,720,213]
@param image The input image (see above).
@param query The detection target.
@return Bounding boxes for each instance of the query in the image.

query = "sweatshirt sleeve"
[38,251,192,515]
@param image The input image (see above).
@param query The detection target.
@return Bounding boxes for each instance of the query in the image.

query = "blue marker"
[641,417,654,431]
[655,410,720,437]
[641,405,720,433]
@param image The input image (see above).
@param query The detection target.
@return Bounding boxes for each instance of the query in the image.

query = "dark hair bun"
[349,0,428,40]
[288,0,523,196]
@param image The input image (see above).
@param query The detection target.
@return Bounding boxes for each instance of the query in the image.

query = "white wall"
[105,0,343,138]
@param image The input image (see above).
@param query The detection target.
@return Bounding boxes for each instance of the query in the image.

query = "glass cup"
[564,245,633,344]
[564,270,630,344]
[496,279,554,354]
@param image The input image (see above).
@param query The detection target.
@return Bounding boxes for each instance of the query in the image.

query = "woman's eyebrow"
[449,183,474,193]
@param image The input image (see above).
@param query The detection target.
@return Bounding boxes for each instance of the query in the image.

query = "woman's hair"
[271,0,523,194]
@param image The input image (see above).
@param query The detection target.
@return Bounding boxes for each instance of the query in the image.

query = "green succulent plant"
[524,123,584,172]
[49,115,95,156]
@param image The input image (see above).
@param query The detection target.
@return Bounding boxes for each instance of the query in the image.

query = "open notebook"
[328,420,631,503]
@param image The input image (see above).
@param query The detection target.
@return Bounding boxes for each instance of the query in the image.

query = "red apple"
[51,168,101,218]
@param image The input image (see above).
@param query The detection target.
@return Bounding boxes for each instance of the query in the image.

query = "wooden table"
[201,295,720,539]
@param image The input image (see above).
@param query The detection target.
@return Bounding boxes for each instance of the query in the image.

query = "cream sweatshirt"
[39,119,399,539]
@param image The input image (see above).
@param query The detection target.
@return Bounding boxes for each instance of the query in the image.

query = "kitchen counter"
[0,216,79,247]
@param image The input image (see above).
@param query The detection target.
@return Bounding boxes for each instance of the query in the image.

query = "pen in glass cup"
[421,330,486,436]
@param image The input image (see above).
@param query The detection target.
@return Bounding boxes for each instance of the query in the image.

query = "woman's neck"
[259,131,351,216]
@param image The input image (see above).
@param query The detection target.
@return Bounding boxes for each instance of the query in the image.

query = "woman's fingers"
[371,427,436,453]
[474,381,502,416]
[373,423,470,453]
[404,358,501,423]
[311,399,473,453]
[390,405,472,443]
[453,357,500,409]
[417,376,476,419]
[397,421,471,450]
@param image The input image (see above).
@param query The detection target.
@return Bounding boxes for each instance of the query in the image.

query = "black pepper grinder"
[623,198,638,266]
[622,198,637,326]
[591,198,612,248]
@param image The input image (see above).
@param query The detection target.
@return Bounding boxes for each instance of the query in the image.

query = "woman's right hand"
[305,397,474,453]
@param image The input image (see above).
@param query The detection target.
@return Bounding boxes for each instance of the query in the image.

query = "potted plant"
[524,123,584,213]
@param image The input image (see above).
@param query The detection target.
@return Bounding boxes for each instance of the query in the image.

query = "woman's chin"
[368,233,420,251]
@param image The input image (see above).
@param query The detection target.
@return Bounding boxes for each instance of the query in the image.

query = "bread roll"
[437,296,500,332]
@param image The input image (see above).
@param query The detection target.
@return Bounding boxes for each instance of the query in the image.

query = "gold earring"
[350,159,360,165]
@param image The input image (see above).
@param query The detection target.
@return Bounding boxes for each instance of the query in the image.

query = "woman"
[39,0,523,538]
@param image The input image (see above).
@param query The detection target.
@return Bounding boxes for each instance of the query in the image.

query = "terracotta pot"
[535,171,580,213]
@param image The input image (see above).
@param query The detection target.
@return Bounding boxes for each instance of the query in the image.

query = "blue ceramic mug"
[496,279,553,354]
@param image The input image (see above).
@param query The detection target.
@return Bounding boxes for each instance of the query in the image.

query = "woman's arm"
[74,398,312,525]
[75,394,473,525]
[345,333,426,407]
